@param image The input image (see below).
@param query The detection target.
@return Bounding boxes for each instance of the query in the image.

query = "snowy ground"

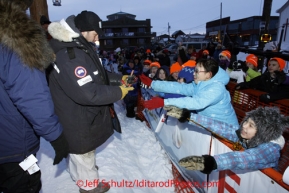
[37,101,174,193]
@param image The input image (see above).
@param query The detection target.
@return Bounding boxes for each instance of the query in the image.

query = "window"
[122,28,128,33]
[138,28,145,33]
[122,39,129,45]
[104,39,113,46]
[138,39,145,44]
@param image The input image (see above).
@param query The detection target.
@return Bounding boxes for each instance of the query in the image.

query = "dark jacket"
[0,0,62,164]
[47,15,123,154]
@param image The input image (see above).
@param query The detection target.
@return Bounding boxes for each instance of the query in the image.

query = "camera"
[232,60,244,70]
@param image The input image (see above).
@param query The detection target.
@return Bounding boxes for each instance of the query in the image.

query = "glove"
[50,132,69,165]
[274,70,286,85]
[139,73,152,88]
[122,75,137,87]
[164,105,191,122]
[143,97,164,110]
[235,82,248,90]
[119,86,134,99]
[241,62,249,73]
[179,154,217,174]
[259,93,271,103]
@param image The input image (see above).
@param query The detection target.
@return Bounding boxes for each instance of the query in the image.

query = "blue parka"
[0,1,63,164]
[151,67,238,125]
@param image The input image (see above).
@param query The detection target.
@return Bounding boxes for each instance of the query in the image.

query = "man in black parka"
[47,10,133,193]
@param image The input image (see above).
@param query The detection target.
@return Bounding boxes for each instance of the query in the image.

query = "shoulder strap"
[67,47,75,60]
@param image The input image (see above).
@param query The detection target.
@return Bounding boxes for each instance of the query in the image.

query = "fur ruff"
[48,21,79,43]
[240,106,289,148]
[0,0,54,70]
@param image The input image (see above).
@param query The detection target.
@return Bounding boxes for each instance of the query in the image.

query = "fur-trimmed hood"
[237,107,289,148]
[48,15,80,43]
[0,0,55,70]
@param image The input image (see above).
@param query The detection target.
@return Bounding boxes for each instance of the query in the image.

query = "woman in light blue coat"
[147,59,238,125]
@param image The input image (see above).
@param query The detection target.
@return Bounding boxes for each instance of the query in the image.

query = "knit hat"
[178,67,195,83]
[146,49,151,53]
[219,50,231,61]
[75,11,104,36]
[246,54,258,67]
[268,57,286,71]
[143,59,151,65]
[182,60,196,68]
[203,50,209,55]
[170,62,182,74]
[239,107,289,148]
[150,61,161,68]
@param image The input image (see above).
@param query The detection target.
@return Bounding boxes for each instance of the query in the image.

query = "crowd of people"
[1,1,289,192]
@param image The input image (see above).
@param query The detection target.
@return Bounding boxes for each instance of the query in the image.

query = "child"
[236,57,289,103]
[140,59,238,125]
[219,50,231,70]
[167,62,182,81]
[177,107,289,174]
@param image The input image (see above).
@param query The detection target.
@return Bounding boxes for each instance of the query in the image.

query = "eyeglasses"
[194,68,207,74]
[219,55,225,59]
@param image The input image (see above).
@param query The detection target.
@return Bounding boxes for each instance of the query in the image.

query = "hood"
[0,0,55,70]
[206,66,229,85]
[237,107,289,148]
[48,15,80,43]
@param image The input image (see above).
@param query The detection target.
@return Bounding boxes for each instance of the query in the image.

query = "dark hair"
[197,59,219,77]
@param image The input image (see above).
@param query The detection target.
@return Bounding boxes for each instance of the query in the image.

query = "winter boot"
[79,182,110,193]
[126,106,135,118]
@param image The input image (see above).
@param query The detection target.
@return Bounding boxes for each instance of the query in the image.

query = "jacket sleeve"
[152,80,195,96]
[189,113,239,142]
[52,47,122,106]
[4,50,62,142]
[214,142,281,171]
[164,82,226,111]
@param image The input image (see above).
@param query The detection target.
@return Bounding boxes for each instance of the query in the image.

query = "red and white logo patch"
[74,66,87,78]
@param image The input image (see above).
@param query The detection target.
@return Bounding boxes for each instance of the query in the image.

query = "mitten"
[50,132,69,165]
[164,106,190,122]
[144,97,164,110]
[119,86,134,99]
[139,73,153,88]
[259,93,271,103]
[179,154,217,174]
[274,70,286,85]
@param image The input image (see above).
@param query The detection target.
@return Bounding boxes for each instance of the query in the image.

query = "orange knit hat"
[268,57,286,71]
[170,62,182,74]
[143,59,152,65]
[182,60,196,68]
[246,54,258,67]
[219,50,231,60]
[203,50,209,55]
[150,61,161,68]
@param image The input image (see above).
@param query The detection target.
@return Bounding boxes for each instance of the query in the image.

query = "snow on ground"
[37,101,174,193]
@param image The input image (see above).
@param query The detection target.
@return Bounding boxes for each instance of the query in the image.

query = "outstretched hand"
[139,74,152,88]
[164,105,191,122]
[143,97,164,110]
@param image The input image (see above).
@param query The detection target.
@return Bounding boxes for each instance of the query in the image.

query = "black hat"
[40,15,51,25]
[74,11,104,36]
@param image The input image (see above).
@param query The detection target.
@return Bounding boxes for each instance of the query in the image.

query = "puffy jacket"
[0,0,62,164]
[151,67,238,125]
[47,15,123,154]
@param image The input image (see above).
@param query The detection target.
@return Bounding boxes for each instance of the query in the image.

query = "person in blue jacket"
[0,0,69,192]
[177,107,289,174]
[140,59,238,125]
